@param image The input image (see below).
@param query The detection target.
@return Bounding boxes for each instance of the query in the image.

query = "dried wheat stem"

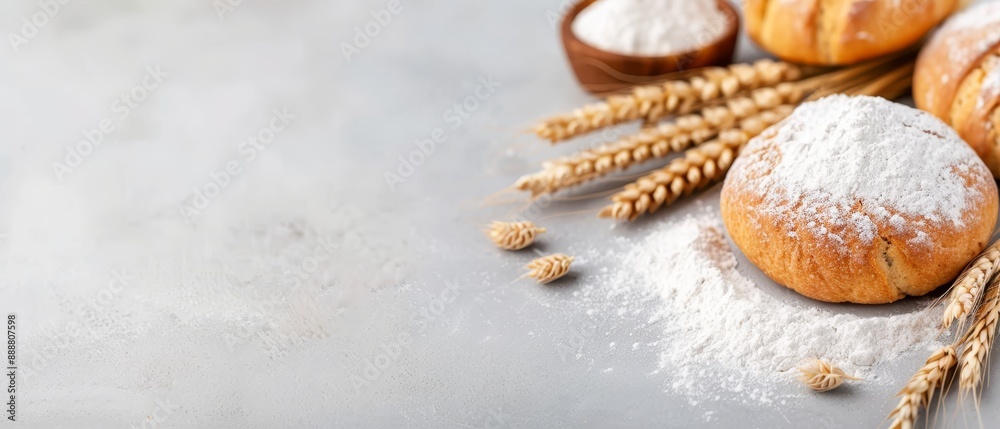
[796,359,861,392]
[515,84,805,197]
[533,59,802,143]
[941,241,1000,329]
[887,345,958,429]
[521,253,574,284]
[958,275,1000,396]
[598,105,794,221]
[485,221,546,250]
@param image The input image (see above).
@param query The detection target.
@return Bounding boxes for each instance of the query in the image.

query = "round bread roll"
[721,95,998,304]
[745,0,957,65]
[914,2,1000,177]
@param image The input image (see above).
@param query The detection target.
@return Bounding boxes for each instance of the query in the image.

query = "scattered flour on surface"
[611,208,941,401]
[572,0,728,56]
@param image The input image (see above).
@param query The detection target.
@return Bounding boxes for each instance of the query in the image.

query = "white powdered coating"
[619,211,940,398]
[941,2,1000,67]
[572,0,727,56]
[981,59,1000,111]
[727,95,989,252]
[984,66,1000,99]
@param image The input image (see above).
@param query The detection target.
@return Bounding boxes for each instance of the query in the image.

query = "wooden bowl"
[561,0,740,94]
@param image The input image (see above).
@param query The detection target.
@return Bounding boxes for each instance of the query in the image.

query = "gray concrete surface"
[2,0,998,427]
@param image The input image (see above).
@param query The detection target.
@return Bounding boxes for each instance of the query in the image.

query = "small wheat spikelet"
[485,221,546,250]
[796,359,861,392]
[887,345,957,429]
[521,254,574,284]
[957,274,1000,396]
[941,240,1000,329]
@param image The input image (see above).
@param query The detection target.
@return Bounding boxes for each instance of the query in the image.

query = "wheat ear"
[597,105,793,221]
[941,241,1000,329]
[796,359,861,392]
[485,221,546,250]
[886,345,958,429]
[521,254,574,284]
[533,59,802,143]
[515,84,805,197]
[957,275,1000,397]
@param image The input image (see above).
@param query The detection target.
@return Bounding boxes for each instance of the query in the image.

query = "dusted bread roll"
[914,2,1000,177]
[745,0,957,65]
[721,95,997,304]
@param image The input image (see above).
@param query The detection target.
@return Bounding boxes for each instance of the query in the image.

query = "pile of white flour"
[572,0,728,56]
[610,208,941,400]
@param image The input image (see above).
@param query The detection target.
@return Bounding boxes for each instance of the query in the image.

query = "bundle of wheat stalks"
[510,55,915,221]
[887,240,1000,429]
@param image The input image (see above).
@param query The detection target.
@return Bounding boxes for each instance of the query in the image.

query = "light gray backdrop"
[1,0,998,428]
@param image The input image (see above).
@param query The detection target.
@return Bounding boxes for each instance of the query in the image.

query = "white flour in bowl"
[572,0,728,56]
[606,207,941,400]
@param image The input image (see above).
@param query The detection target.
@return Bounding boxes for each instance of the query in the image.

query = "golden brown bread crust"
[914,2,1000,176]
[721,109,998,304]
[746,0,958,65]
[722,177,996,304]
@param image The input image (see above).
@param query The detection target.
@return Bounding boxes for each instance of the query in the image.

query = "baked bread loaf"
[914,2,1000,177]
[745,0,957,65]
[721,95,997,304]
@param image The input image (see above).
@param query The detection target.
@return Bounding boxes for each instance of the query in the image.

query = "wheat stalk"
[533,59,802,143]
[515,84,805,197]
[485,221,546,250]
[941,241,1000,329]
[886,345,958,429]
[521,253,574,284]
[797,359,861,392]
[597,105,793,221]
[957,275,1000,397]
[884,244,998,428]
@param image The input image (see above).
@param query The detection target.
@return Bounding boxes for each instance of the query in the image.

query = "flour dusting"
[725,95,991,253]
[942,2,1000,67]
[980,55,1000,111]
[612,208,940,400]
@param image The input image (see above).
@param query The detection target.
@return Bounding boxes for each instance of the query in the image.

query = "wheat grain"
[522,253,574,284]
[533,59,802,143]
[887,266,999,428]
[485,221,546,250]
[941,241,1000,329]
[887,345,958,429]
[958,275,1000,396]
[598,105,793,221]
[796,359,861,392]
[515,85,804,197]
[597,129,747,221]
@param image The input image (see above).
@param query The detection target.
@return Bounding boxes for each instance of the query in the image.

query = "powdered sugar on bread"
[727,95,992,254]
